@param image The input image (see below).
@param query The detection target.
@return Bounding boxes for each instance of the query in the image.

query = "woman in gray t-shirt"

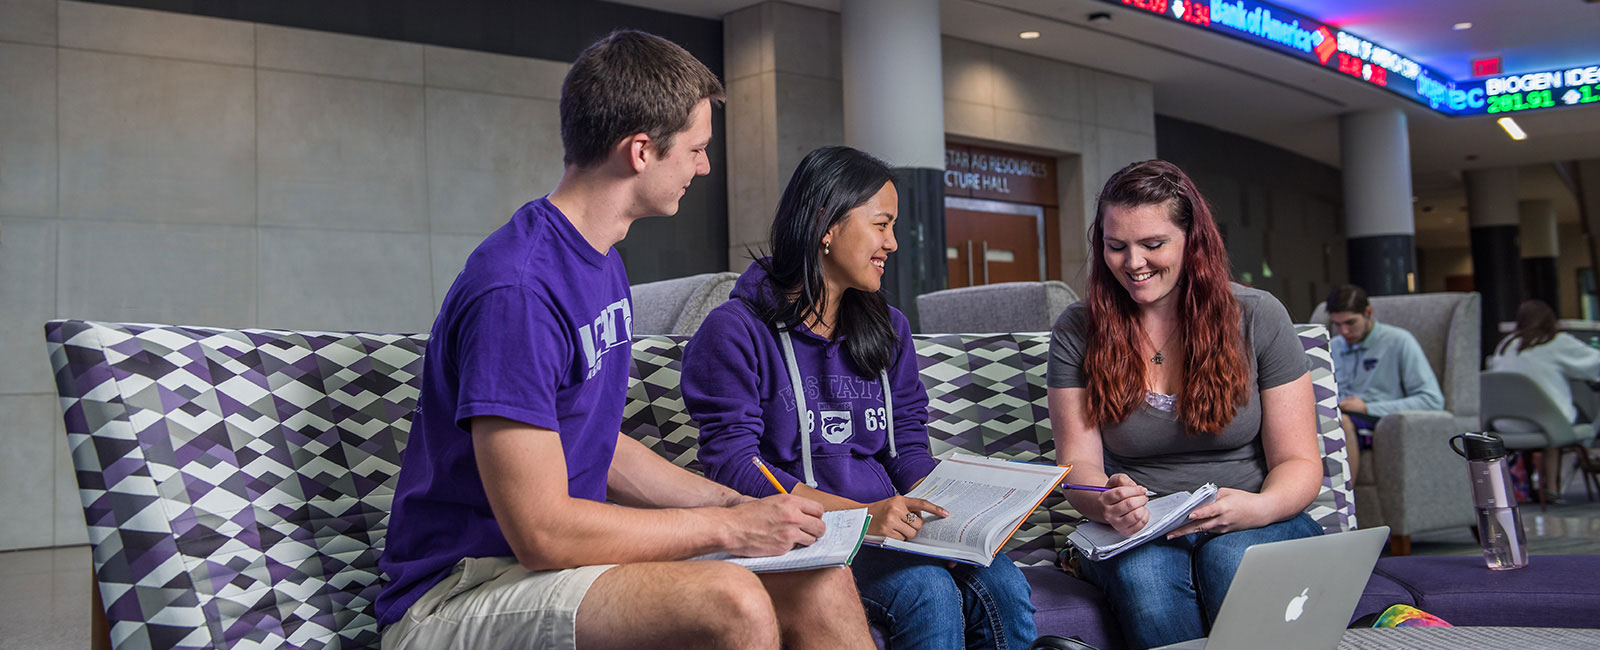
[1048,160,1324,650]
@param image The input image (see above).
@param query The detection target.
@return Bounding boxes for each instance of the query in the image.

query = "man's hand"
[1338,396,1368,414]
[720,494,828,558]
[1100,473,1151,536]
[865,496,948,541]
[1164,488,1275,538]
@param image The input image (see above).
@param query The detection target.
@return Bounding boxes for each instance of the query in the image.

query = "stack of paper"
[1067,483,1218,561]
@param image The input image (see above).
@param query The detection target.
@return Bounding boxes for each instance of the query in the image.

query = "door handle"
[981,240,990,285]
[966,240,975,287]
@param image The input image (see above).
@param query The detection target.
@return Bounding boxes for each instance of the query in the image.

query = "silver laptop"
[1155,526,1390,650]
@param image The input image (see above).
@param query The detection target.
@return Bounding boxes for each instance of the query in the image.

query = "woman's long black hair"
[751,145,899,377]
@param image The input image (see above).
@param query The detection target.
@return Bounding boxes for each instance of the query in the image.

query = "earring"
[823,241,831,255]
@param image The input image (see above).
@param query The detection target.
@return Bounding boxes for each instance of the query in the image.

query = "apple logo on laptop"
[1284,587,1310,622]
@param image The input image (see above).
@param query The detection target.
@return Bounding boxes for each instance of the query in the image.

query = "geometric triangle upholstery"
[1296,323,1358,533]
[49,320,1356,648]
[47,320,425,650]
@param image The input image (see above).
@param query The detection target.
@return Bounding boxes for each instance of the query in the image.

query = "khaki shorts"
[382,557,616,650]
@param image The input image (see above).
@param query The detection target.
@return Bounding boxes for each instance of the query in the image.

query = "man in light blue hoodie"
[1326,284,1444,478]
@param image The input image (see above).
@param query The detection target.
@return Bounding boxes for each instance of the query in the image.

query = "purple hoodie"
[682,261,938,504]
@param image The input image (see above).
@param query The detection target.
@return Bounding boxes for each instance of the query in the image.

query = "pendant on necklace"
[1152,351,1165,365]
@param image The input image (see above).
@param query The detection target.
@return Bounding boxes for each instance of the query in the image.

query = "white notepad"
[1068,483,1218,561]
[692,508,870,572]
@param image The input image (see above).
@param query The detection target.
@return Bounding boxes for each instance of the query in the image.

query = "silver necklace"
[1140,325,1175,365]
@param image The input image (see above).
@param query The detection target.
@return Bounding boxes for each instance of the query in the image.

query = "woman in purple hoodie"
[682,146,1037,650]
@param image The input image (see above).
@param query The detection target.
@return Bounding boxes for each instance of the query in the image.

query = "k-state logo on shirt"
[578,298,633,379]
[818,402,854,443]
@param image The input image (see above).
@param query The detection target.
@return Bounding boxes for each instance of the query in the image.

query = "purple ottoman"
[868,567,1123,650]
[1352,570,1415,624]
[1025,566,1126,650]
[1373,555,1600,628]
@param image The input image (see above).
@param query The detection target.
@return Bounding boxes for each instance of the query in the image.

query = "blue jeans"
[1079,512,1323,650]
[852,546,1037,650]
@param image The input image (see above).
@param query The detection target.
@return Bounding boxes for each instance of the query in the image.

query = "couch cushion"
[915,281,1079,334]
[47,320,426,650]
[913,333,1072,566]
[1374,555,1600,628]
[1297,324,1357,533]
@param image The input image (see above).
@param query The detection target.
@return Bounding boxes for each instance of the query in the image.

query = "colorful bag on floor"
[1372,604,1452,628]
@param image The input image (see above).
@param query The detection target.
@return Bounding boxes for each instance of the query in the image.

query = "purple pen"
[1062,482,1157,497]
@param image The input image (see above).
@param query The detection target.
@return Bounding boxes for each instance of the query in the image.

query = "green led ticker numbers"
[1488,90,1556,114]
[1487,85,1600,114]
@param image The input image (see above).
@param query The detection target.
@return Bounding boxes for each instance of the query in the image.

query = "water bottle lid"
[1451,432,1507,461]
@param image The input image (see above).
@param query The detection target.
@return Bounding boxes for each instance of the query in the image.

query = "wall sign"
[944,144,1057,206]
[1104,0,1597,118]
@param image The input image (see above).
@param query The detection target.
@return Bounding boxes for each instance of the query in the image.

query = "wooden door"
[945,207,1041,289]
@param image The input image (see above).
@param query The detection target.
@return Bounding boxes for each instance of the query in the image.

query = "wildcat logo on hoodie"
[818,401,855,443]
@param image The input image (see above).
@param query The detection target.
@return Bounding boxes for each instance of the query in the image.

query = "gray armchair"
[1481,370,1600,502]
[916,281,1080,334]
[630,272,739,335]
[1311,292,1480,553]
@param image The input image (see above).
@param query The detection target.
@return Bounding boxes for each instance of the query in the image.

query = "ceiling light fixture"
[1019,31,1041,40]
[1497,117,1527,140]
[1453,22,1473,30]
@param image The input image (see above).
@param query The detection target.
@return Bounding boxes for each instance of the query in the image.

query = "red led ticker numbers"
[1336,53,1387,87]
[1123,0,1170,16]
[1124,0,1209,26]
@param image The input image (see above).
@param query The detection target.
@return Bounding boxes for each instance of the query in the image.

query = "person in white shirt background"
[1487,299,1600,502]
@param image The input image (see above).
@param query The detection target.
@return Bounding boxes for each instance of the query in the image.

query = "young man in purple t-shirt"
[377,31,874,650]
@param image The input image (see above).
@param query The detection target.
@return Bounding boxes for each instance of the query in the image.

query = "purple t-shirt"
[376,197,634,627]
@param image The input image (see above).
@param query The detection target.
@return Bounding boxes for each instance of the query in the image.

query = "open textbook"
[693,508,871,573]
[1067,483,1219,561]
[865,453,1070,566]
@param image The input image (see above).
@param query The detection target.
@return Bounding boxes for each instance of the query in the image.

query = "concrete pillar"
[1466,167,1521,359]
[1519,199,1559,313]
[722,2,844,274]
[1339,109,1416,296]
[841,0,946,327]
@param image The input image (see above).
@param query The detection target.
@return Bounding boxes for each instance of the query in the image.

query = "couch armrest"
[1370,411,1476,537]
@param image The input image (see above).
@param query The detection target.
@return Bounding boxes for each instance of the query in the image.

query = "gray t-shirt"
[1047,284,1308,495]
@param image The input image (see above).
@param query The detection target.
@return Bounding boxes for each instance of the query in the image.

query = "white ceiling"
[615,0,1600,245]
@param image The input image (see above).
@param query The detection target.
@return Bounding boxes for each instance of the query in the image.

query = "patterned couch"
[45,319,1365,649]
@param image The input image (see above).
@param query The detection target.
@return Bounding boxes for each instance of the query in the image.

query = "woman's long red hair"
[1084,160,1249,435]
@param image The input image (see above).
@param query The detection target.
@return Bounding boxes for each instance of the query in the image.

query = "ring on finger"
[904,512,919,523]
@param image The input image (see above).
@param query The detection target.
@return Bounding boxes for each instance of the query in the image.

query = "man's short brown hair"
[560,30,726,169]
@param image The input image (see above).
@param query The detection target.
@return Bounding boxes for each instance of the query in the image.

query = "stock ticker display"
[1109,0,1600,118]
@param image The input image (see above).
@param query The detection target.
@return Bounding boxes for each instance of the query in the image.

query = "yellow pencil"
[751,456,789,494]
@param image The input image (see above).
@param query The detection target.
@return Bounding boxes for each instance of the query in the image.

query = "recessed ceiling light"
[1453,22,1473,30]
[1019,31,1041,40]
[1497,117,1527,140]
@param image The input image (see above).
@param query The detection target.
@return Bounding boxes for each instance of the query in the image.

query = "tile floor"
[0,545,91,650]
[6,485,1600,648]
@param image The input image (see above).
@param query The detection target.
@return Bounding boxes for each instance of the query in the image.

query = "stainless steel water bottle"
[1450,433,1529,570]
